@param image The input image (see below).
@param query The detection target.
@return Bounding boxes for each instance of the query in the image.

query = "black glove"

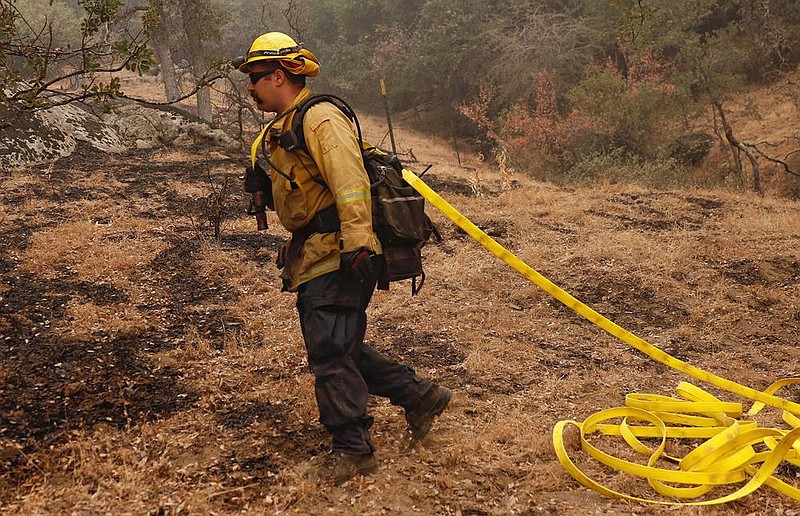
[340,247,374,282]
[243,163,268,193]
[244,163,274,210]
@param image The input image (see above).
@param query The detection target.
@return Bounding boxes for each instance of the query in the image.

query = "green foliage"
[114,40,154,75]
[3,0,798,190]
[215,0,267,58]
[78,0,122,36]
[292,0,492,106]
[457,0,799,187]
[614,0,762,100]
[387,0,491,106]
[563,149,694,189]
[177,0,228,49]
[566,56,683,160]
[296,0,432,102]
[458,51,688,179]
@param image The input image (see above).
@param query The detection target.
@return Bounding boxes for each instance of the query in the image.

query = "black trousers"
[296,261,432,454]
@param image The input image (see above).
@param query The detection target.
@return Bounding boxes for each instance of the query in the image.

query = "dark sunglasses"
[249,69,277,85]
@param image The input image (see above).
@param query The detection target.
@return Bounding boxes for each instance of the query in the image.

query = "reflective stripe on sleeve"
[335,189,370,207]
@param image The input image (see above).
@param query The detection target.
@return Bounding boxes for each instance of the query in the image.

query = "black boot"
[405,385,452,440]
[307,451,379,485]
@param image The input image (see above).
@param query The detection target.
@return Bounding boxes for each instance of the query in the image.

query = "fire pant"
[296,260,433,454]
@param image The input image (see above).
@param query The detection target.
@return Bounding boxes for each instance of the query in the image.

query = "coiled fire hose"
[402,169,800,505]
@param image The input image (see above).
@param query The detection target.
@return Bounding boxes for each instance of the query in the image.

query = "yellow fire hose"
[402,169,800,505]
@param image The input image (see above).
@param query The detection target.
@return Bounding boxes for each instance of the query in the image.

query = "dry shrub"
[566,54,679,154]
[457,74,598,174]
[459,49,688,187]
[502,70,605,170]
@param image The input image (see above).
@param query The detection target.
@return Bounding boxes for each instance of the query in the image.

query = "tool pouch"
[379,245,425,295]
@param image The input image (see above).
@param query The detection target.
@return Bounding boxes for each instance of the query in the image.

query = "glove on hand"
[243,163,269,193]
[340,247,374,282]
[244,163,274,211]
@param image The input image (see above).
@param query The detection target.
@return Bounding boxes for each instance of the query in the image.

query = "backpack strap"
[278,94,365,156]
[278,94,368,192]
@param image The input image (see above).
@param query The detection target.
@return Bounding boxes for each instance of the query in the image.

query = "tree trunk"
[149,0,180,102]
[196,85,213,122]
[175,0,213,121]
[151,37,180,102]
[727,131,763,195]
[712,100,742,176]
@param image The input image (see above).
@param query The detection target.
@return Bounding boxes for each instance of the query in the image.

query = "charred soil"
[0,123,799,514]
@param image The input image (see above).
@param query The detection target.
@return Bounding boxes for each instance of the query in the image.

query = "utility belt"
[292,203,340,242]
[283,204,340,275]
[280,204,342,291]
[290,204,424,293]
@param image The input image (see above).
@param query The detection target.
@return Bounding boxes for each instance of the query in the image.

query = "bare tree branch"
[741,140,800,178]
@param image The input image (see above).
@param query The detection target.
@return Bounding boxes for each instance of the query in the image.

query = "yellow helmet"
[238,32,320,77]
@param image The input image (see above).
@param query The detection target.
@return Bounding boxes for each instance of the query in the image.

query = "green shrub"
[668,132,715,166]
[563,149,696,189]
[566,60,683,160]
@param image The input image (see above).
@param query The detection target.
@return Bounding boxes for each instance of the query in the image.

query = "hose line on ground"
[403,169,800,504]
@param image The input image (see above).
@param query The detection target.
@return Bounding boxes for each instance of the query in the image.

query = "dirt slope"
[0,109,798,514]
[698,82,800,196]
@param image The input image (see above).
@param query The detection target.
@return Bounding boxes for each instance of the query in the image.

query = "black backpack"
[278,94,436,294]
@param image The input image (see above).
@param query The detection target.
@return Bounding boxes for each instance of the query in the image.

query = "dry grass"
[1,107,799,515]
[56,298,150,341]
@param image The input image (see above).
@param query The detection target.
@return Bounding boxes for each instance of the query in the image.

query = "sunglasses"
[249,69,277,85]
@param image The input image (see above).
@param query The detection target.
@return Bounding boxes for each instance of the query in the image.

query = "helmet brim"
[237,55,282,73]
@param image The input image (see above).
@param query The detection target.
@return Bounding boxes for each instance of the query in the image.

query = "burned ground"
[1,127,799,514]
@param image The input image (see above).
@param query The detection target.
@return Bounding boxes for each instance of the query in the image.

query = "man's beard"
[252,92,277,114]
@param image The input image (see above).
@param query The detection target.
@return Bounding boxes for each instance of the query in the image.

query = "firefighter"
[238,32,451,484]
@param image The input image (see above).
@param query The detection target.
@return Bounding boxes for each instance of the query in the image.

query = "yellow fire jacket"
[251,88,379,290]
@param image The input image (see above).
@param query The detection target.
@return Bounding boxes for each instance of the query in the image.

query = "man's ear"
[273,68,286,85]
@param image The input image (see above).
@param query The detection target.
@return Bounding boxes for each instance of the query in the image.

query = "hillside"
[0,103,799,514]
[698,82,800,196]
